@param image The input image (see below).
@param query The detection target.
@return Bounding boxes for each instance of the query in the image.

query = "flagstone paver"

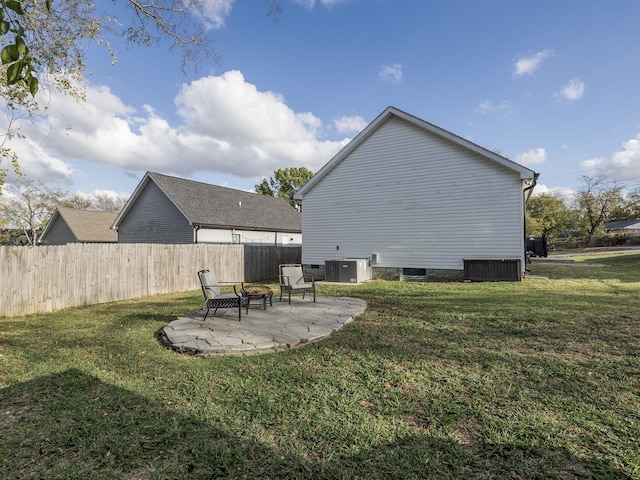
[160,296,367,356]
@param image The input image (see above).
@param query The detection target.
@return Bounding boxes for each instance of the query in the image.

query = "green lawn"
[1,253,639,479]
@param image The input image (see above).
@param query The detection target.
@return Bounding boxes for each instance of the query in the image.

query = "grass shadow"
[2,368,631,479]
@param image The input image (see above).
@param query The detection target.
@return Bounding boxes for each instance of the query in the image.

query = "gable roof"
[295,106,537,199]
[41,207,118,243]
[605,219,640,230]
[113,172,301,232]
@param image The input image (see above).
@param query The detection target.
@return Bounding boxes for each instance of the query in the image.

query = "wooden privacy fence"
[0,243,301,318]
[243,245,302,282]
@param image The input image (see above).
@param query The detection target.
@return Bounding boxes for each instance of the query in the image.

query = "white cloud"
[532,184,575,199]
[291,0,350,8]
[581,156,605,172]
[557,78,585,101]
[199,0,235,29]
[174,70,347,175]
[513,49,554,76]
[516,148,547,166]
[320,0,351,6]
[378,64,403,85]
[582,132,640,182]
[3,70,350,188]
[531,184,550,195]
[94,188,129,199]
[1,140,74,186]
[475,100,513,118]
[36,84,135,138]
[334,115,367,134]
[291,0,314,8]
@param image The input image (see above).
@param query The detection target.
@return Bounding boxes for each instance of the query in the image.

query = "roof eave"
[39,208,61,241]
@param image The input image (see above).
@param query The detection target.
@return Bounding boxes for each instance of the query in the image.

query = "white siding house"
[294,106,538,281]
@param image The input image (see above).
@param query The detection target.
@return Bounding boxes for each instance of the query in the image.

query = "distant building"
[604,219,640,236]
[112,172,302,244]
[39,207,118,245]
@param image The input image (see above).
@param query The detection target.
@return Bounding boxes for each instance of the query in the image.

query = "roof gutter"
[194,224,201,244]
[523,172,539,272]
[523,172,539,205]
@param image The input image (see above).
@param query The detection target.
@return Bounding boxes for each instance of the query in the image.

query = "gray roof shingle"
[605,219,640,230]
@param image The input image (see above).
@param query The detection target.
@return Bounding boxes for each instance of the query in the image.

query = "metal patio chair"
[279,264,316,304]
[197,269,248,321]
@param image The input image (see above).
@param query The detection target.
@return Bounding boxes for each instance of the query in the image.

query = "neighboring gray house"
[294,106,539,281]
[605,219,640,236]
[39,207,118,245]
[112,172,302,244]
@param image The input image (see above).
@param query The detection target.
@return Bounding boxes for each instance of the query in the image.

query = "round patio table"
[241,284,273,310]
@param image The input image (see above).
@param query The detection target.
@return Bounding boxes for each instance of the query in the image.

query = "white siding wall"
[301,117,526,271]
[197,228,302,245]
[197,228,234,243]
[238,231,301,244]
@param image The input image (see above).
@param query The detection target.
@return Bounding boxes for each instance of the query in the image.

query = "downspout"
[523,173,539,273]
[194,225,200,244]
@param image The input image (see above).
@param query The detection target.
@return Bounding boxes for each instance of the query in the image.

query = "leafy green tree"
[0,0,48,94]
[526,193,573,242]
[575,175,625,243]
[0,211,7,243]
[608,186,640,221]
[255,167,314,210]
[625,187,640,219]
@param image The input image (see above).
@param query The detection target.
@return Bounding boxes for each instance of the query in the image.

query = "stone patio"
[160,295,367,356]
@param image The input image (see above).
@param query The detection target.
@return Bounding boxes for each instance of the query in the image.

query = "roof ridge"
[148,171,261,197]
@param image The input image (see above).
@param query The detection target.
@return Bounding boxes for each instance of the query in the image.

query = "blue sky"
[4,0,640,204]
